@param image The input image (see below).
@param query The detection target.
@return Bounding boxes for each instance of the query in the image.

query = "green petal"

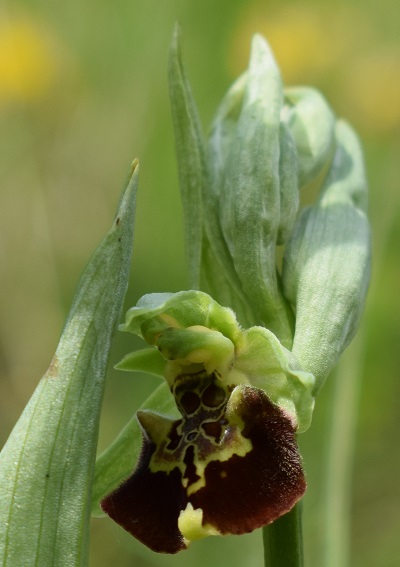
[234,327,315,432]
[115,347,166,377]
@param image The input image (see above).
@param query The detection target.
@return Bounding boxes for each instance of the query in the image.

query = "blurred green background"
[0,0,399,566]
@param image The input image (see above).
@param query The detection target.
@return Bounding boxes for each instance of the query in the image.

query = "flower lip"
[101,383,306,553]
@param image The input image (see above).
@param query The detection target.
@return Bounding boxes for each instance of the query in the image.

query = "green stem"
[322,331,364,567]
[263,503,304,567]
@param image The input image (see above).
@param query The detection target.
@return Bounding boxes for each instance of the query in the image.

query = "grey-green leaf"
[0,161,138,567]
[282,121,371,392]
[168,24,207,289]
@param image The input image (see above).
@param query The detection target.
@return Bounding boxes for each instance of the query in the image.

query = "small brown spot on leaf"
[45,355,59,379]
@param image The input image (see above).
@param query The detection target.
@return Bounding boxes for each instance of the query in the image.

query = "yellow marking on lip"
[178,503,220,544]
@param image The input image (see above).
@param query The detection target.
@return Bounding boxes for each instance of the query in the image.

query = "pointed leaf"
[168,25,207,289]
[0,161,138,566]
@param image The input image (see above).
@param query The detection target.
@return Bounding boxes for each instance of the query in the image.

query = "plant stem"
[322,331,364,567]
[263,502,304,567]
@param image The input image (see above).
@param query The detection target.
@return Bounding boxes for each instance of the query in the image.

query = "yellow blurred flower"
[343,50,400,135]
[230,3,398,135]
[229,6,350,83]
[0,18,60,104]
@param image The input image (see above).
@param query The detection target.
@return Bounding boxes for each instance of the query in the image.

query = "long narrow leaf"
[0,160,138,567]
[168,25,206,289]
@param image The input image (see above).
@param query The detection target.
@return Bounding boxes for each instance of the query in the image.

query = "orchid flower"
[101,291,314,552]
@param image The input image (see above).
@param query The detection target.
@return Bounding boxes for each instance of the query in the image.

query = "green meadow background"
[0,1,399,565]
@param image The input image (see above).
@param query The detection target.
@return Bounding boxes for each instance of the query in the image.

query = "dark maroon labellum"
[101,382,306,553]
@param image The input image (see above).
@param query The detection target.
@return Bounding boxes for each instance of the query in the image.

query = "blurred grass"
[0,0,399,566]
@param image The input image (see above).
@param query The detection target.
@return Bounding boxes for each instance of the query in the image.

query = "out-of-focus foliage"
[0,1,399,566]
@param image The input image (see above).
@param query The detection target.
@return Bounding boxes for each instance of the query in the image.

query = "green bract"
[283,120,371,391]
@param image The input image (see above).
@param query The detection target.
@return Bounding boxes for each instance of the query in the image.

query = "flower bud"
[168,29,370,373]
[206,35,296,346]
[282,120,371,391]
[282,87,336,189]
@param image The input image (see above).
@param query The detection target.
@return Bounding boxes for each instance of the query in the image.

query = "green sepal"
[282,87,336,189]
[233,327,315,432]
[91,382,179,516]
[115,347,166,377]
[0,160,138,565]
[282,121,371,391]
